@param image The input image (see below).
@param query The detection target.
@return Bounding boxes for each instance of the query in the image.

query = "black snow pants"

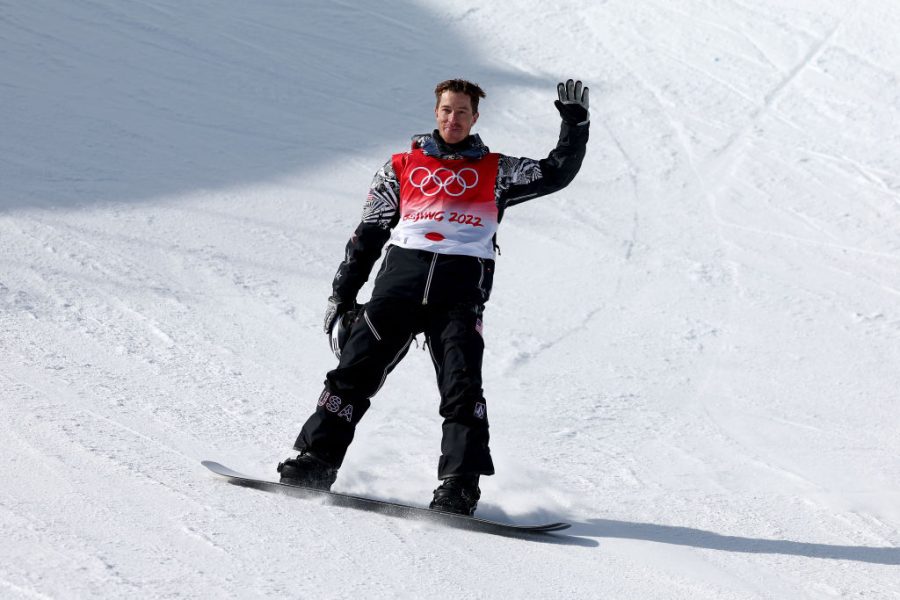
[294,296,494,479]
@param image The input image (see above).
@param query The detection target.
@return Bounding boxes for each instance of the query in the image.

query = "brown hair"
[434,79,486,114]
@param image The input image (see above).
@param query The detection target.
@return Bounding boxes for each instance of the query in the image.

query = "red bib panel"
[390,148,500,259]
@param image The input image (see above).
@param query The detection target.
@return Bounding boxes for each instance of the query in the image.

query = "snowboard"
[202,460,570,536]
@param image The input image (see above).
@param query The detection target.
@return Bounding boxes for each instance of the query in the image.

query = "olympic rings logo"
[408,166,479,197]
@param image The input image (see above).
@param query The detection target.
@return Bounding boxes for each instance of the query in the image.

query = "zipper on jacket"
[374,245,394,284]
[422,254,438,305]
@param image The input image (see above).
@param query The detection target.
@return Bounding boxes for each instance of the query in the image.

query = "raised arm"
[496,79,590,211]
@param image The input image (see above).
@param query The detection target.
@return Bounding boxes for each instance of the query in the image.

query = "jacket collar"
[411,130,490,159]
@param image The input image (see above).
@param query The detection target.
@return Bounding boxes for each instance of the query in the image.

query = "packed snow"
[2,0,899,598]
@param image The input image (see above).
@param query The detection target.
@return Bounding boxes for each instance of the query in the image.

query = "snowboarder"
[279,78,590,515]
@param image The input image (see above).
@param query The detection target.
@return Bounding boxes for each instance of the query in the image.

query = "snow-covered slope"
[2,1,899,598]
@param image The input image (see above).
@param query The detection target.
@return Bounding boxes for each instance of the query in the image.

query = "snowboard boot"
[429,474,481,516]
[277,452,338,491]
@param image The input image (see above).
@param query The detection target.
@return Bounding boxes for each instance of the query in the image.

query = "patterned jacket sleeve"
[331,160,400,301]
[495,120,589,214]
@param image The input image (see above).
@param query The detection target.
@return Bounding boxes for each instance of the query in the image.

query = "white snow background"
[2,0,899,598]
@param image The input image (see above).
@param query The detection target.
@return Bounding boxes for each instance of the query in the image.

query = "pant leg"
[425,303,495,479]
[295,297,419,467]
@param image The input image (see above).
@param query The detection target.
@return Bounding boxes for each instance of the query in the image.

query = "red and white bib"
[389,148,500,259]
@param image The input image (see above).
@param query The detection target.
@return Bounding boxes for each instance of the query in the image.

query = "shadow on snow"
[1,0,543,211]
[571,518,900,565]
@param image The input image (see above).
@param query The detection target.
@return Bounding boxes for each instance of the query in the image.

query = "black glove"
[554,79,590,125]
[324,295,357,335]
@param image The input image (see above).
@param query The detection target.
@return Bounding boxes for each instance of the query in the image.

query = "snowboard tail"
[201,461,570,535]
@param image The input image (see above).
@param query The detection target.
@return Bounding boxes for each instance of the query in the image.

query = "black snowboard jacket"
[331,119,589,307]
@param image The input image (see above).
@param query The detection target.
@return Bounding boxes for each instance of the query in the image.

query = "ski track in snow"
[2,0,900,598]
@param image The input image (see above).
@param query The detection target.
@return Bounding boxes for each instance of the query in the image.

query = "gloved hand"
[324,295,357,335]
[554,79,590,125]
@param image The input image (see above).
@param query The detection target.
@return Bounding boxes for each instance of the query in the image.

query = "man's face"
[435,91,478,144]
